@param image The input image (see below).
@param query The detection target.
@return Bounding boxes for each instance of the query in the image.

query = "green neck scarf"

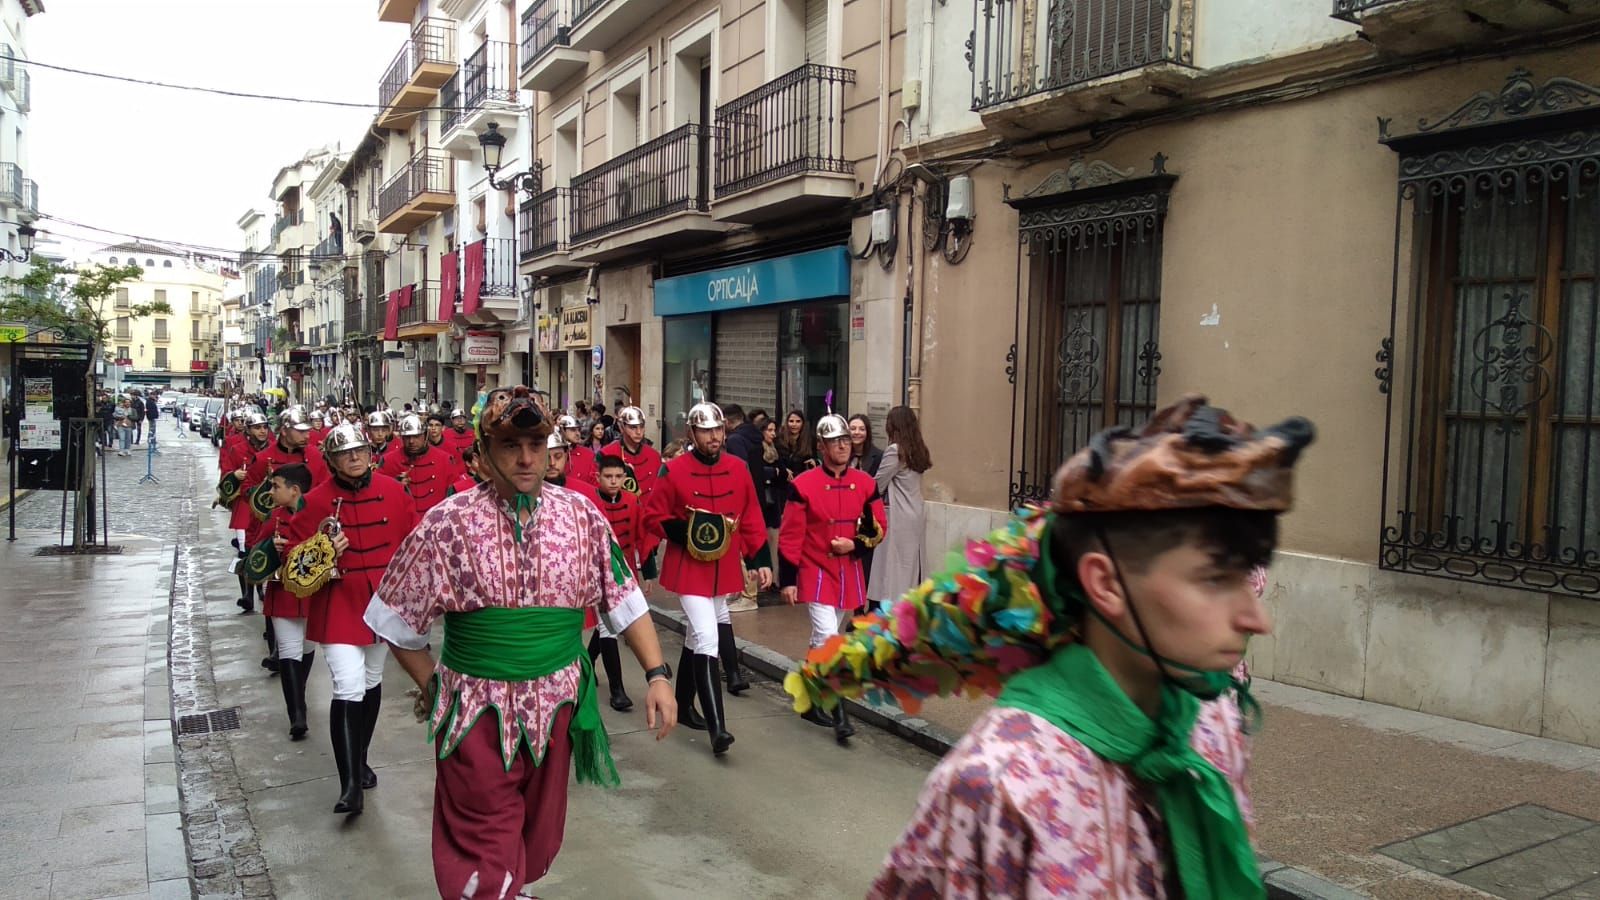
[438,606,619,787]
[996,643,1263,900]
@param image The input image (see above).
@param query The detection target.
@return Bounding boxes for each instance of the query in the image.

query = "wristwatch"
[643,663,672,687]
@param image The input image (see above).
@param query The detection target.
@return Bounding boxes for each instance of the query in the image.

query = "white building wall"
[0,0,41,283]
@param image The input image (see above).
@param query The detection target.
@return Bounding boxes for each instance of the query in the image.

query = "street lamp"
[478,122,542,197]
[0,224,36,263]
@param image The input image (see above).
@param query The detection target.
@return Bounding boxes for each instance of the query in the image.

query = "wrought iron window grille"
[1377,70,1600,598]
[1003,155,1173,509]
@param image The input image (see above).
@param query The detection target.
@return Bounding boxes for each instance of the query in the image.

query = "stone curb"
[0,487,32,512]
[648,604,1369,900]
[167,486,276,898]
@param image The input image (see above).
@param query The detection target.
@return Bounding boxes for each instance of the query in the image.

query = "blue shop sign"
[653,246,850,317]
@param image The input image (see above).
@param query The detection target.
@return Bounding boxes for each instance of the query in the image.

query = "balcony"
[378,152,455,234]
[19,178,36,222]
[713,65,856,224]
[308,231,345,272]
[459,237,521,324]
[378,0,421,24]
[568,123,724,261]
[376,19,458,130]
[0,163,21,208]
[1330,0,1600,54]
[0,45,14,93]
[521,0,588,92]
[569,0,675,51]
[396,281,447,341]
[151,329,171,344]
[272,211,307,254]
[519,187,581,275]
[442,41,521,158]
[971,0,1197,137]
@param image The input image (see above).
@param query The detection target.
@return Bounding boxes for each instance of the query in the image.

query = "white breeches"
[270,616,317,662]
[324,643,387,701]
[808,603,843,649]
[679,594,731,656]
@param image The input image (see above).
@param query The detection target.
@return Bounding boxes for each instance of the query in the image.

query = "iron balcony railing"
[464,40,517,112]
[573,0,610,26]
[0,163,22,206]
[311,230,344,264]
[378,152,455,223]
[519,187,569,260]
[570,123,712,243]
[1332,0,1405,17]
[971,0,1194,110]
[440,72,462,135]
[396,281,441,329]
[378,18,457,111]
[21,178,36,217]
[271,210,302,242]
[0,45,14,92]
[522,0,573,67]
[715,64,854,196]
[480,237,518,296]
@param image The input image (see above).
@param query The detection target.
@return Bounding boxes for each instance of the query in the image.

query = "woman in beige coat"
[868,406,932,605]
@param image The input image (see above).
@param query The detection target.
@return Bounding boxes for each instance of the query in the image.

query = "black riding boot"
[599,638,632,711]
[359,684,381,789]
[692,653,735,756]
[833,701,856,744]
[587,630,602,665]
[235,566,253,613]
[801,705,837,728]
[292,651,315,739]
[675,645,705,730]
[330,699,364,815]
[260,618,279,675]
[718,623,749,695]
[279,655,308,740]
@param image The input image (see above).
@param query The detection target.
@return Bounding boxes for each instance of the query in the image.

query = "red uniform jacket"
[250,504,311,619]
[547,474,601,507]
[227,439,279,532]
[371,439,396,473]
[289,474,418,645]
[603,439,665,499]
[595,488,658,580]
[778,466,887,610]
[443,426,476,462]
[220,432,250,473]
[447,474,482,496]
[379,444,457,514]
[643,450,770,597]
[567,444,599,486]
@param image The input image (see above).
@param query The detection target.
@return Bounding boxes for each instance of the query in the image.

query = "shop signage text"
[462,332,502,364]
[653,246,850,317]
[561,307,591,349]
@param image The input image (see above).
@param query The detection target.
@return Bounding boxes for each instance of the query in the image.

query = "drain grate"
[34,544,125,557]
[176,707,242,736]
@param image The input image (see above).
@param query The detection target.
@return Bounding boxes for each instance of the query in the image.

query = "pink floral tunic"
[869,695,1255,899]
[369,483,647,765]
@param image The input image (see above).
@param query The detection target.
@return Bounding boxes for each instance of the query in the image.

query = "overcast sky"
[28,0,401,259]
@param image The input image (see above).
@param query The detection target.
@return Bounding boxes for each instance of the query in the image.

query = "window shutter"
[804,0,827,65]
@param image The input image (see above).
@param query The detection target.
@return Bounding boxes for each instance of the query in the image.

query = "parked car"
[199,399,225,440]
[185,402,205,431]
[159,391,183,413]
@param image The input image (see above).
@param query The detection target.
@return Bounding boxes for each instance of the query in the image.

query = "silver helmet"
[618,406,646,427]
[816,414,850,442]
[322,422,370,456]
[686,402,724,430]
[397,414,426,437]
[556,415,579,431]
[280,407,314,432]
[366,410,394,429]
[243,412,269,428]
[450,408,468,421]
[546,431,568,450]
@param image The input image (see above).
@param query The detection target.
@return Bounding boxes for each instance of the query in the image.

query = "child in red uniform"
[587,454,661,712]
[247,463,317,741]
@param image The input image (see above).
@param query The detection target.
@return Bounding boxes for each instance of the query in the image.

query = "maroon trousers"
[433,706,574,900]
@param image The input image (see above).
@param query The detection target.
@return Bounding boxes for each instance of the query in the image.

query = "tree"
[2,259,166,548]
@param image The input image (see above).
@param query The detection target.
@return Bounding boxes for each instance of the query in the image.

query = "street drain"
[176,707,242,736]
[33,544,125,556]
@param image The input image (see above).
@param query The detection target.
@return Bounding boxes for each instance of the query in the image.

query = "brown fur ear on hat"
[478,386,552,444]
[1052,393,1315,514]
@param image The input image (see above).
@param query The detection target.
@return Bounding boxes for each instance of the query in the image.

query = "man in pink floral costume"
[787,395,1314,899]
[363,386,677,900]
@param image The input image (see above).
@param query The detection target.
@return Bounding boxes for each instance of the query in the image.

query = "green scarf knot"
[997,643,1263,900]
[437,606,619,787]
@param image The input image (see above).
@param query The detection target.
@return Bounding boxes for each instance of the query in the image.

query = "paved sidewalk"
[711,603,1600,899]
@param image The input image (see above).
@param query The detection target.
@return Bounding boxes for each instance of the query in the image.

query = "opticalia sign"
[462,331,501,364]
[652,246,850,317]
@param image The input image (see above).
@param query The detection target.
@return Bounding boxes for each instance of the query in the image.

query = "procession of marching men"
[208,389,897,892]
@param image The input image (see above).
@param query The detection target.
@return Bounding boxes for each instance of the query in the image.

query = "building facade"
[98,242,227,391]
[902,0,1600,745]
[0,0,42,284]
[236,209,274,394]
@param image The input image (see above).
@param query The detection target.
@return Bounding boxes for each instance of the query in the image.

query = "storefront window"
[662,314,712,446]
[779,301,848,424]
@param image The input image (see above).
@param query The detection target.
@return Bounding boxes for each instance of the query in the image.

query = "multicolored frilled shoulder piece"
[784,505,1079,716]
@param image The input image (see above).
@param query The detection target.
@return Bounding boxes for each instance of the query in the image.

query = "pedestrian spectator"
[748,408,770,431]
[2,397,17,462]
[128,391,146,445]
[585,420,608,453]
[660,439,685,461]
[848,413,882,477]
[113,397,133,456]
[752,417,789,580]
[777,409,815,475]
[98,393,116,447]
[144,390,160,433]
[721,403,760,464]
[868,405,932,608]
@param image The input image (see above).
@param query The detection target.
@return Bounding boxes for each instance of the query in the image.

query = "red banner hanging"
[462,240,485,316]
[383,288,401,340]
[439,251,459,320]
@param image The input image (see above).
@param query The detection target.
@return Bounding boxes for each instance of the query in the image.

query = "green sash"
[996,643,1263,900]
[437,606,619,786]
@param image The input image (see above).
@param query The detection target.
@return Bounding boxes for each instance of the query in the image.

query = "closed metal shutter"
[713,309,778,413]
[805,0,827,64]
